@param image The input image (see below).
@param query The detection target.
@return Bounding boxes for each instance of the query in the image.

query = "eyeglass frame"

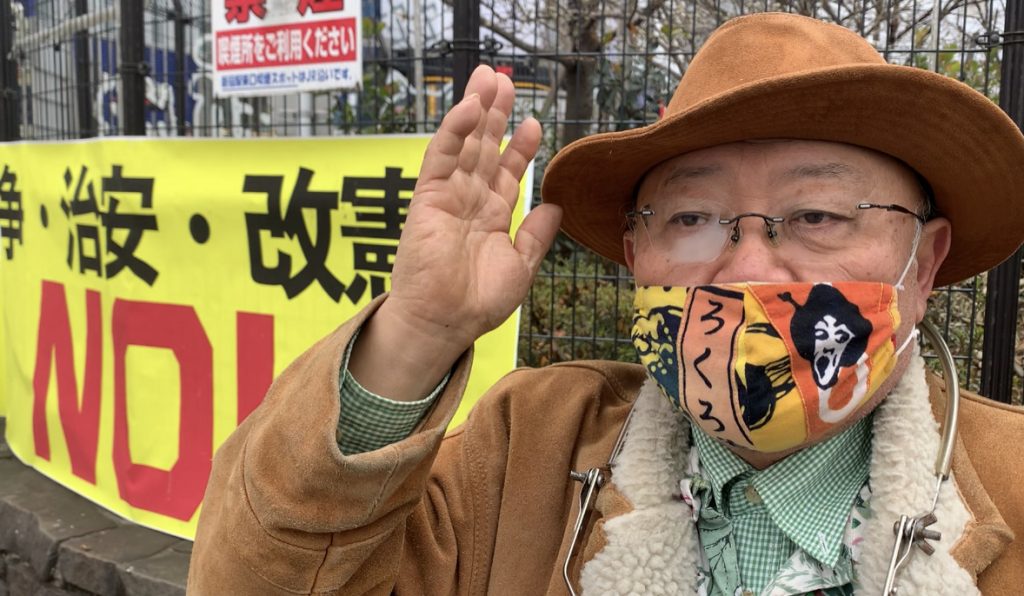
[624,201,927,249]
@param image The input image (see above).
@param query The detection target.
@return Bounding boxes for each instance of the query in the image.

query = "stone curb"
[0,419,190,596]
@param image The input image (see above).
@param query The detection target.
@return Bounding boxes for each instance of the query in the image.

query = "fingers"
[494,117,541,204]
[416,93,482,184]
[417,65,526,194]
[514,203,563,275]
[473,73,517,182]
[458,67,502,173]
[463,64,500,110]
[417,65,501,184]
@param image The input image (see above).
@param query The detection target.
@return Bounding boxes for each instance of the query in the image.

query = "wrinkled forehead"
[634,139,923,204]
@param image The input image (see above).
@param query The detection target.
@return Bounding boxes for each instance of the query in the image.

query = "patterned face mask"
[631,281,917,453]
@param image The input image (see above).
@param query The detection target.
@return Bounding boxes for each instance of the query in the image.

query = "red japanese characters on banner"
[212,0,361,96]
[30,281,251,522]
[215,19,357,70]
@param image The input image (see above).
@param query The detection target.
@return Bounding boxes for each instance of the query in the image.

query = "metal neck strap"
[883,318,960,595]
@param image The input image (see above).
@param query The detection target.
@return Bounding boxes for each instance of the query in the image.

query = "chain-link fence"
[3,0,1022,403]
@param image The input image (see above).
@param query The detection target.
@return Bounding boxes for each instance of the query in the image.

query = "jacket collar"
[579,350,1006,595]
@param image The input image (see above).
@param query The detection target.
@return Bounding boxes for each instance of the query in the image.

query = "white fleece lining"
[580,349,977,595]
[579,377,698,594]
[853,349,976,595]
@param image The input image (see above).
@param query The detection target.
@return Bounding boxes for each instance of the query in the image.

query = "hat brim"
[541,63,1024,287]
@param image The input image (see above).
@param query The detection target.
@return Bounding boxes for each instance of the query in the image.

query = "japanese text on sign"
[225,0,345,23]
[0,165,23,260]
[212,0,361,96]
[61,165,159,285]
[215,19,357,70]
[0,136,531,540]
[243,166,414,303]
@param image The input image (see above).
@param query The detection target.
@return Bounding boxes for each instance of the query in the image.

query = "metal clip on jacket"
[883,319,961,595]
[562,407,636,596]
[562,467,605,596]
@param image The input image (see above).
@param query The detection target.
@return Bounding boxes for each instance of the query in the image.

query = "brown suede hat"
[541,12,1024,286]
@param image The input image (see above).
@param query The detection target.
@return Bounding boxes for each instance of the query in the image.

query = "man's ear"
[912,217,952,322]
[623,231,637,273]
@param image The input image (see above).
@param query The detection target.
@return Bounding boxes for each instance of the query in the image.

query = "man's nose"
[710,219,795,284]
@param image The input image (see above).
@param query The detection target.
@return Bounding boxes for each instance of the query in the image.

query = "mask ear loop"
[894,221,923,291]
[894,325,919,357]
[892,220,925,360]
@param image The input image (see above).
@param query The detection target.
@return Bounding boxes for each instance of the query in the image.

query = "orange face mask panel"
[632,282,903,453]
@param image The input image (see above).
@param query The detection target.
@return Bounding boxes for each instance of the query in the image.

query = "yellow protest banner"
[0,136,530,539]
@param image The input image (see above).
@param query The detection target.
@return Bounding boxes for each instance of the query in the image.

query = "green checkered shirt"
[690,415,872,593]
[335,335,445,454]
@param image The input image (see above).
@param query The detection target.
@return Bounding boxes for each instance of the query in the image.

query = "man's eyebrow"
[782,162,860,180]
[662,164,723,186]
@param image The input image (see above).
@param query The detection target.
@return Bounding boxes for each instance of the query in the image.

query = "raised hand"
[348,65,562,401]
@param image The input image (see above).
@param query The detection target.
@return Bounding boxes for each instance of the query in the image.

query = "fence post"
[0,0,19,141]
[980,0,1024,403]
[120,0,147,135]
[171,0,188,137]
[452,0,480,102]
[75,0,94,137]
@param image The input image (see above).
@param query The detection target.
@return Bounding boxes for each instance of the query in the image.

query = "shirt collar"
[691,415,873,567]
[690,426,750,508]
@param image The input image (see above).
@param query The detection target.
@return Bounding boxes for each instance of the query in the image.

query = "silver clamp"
[883,489,944,594]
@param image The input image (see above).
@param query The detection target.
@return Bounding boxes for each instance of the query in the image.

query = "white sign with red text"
[212,0,362,96]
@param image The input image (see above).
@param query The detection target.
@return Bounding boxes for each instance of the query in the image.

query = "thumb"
[514,203,563,275]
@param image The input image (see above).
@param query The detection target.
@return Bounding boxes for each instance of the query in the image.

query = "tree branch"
[894,0,963,44]
[441,0,549,56]
[818,1,841,25]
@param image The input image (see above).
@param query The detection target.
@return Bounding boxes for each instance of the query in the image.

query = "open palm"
[384,65,563,352]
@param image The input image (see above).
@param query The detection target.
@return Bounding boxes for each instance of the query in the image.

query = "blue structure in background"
[97,40,199,133]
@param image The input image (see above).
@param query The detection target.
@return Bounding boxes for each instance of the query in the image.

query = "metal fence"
[2,0,1022,403]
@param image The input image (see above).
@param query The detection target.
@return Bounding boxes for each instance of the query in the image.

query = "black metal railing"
[2,0,1021,403]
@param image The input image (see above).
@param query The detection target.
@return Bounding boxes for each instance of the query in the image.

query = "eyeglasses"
[625,200,926,265]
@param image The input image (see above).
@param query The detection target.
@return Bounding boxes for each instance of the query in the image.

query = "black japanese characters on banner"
[43,160,415,301]
[244,166,415,303]
[0,165,22,260]
[60,165,159,285]
[341,167,416,300]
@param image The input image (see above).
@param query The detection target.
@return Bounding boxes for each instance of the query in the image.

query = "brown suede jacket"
[188,299,1024,595]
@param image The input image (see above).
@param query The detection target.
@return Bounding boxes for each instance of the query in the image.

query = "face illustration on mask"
[632,281,913,453]
[780,286,874,391]
[813,316,852,388]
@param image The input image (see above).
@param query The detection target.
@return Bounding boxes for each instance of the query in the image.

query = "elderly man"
[189,13,1024,595]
